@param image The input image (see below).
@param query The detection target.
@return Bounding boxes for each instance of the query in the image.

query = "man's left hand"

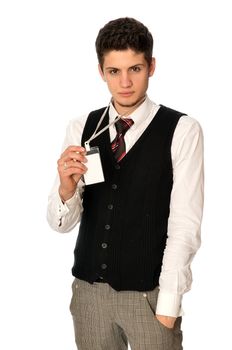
[156,314,176,329]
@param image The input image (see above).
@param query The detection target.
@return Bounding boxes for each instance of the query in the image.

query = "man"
[47,17,204,350]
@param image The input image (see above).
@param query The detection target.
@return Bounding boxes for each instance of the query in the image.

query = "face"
[98,49,155,115]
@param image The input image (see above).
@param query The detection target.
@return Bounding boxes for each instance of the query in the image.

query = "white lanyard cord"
[84,96,146,151]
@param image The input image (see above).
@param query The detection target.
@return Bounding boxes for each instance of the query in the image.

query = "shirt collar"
[109,96,156,130]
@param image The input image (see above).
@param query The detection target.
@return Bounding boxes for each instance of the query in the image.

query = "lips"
[118,92,134,97]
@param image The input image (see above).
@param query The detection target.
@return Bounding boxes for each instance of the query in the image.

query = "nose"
[120,72,132,88]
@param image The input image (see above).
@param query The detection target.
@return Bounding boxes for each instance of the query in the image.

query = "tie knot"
[115,118,134,135]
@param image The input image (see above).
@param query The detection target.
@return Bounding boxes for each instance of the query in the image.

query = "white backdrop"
[0,0,231,349]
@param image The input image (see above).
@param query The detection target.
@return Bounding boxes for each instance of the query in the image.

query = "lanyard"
[84,96,146,151]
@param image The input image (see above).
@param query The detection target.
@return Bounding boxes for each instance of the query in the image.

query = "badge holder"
[83,143,105,186]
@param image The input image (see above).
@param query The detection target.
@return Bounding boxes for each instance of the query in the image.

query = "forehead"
[102,49,146,68]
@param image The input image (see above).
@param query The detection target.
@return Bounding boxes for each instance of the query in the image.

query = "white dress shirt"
[47,97,204,317]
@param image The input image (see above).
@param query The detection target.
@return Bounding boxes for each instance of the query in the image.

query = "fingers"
[61,153,87,164]
[58,146,88,173]
[155,315,176,329]
[57,146,88,199]
[61,146,86,158]
[59,159,88,174]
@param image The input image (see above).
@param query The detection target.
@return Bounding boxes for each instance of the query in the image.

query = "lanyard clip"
[85,141,90,152]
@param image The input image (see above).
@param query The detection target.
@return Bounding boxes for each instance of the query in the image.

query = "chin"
[117,95,144,108]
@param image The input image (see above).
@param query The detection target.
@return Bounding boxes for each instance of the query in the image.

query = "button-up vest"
[72,105,184,291]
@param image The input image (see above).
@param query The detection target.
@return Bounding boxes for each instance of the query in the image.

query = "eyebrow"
[105,63,145,71]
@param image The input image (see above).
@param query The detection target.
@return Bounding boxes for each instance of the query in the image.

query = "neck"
[112,95,146,117]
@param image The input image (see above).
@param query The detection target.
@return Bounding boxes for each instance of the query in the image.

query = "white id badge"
[84,146,105,185]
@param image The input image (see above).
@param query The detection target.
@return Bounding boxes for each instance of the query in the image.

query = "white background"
[0,0,231,349]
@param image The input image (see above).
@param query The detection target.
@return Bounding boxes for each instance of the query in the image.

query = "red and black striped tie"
[111,118,134,162]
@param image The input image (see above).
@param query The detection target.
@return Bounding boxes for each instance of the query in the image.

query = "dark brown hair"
[95,17,153,69]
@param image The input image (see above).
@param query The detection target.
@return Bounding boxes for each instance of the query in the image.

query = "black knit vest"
[72,105,184,291]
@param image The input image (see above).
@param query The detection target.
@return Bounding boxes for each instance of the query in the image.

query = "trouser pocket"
[144,288,174,332]
[69,278,79,315]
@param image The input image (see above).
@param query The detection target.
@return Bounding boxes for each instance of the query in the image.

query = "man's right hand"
[57,146,88,202]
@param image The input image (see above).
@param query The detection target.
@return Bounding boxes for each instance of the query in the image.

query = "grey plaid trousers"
[70,278,183,350]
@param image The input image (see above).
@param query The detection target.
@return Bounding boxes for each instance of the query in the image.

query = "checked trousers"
[70,278,183,350]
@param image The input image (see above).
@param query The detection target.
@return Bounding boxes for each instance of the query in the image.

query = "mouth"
[118,91,134,97]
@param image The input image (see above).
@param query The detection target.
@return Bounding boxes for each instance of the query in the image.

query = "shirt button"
[101,243,108,248]
[112,184,117,190]
[105,224,110,230]
[108,204,113,210]
[101,264,107,269]
[143,293,147,298]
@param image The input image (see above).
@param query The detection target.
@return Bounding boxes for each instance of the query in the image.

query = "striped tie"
[111,118,134,162]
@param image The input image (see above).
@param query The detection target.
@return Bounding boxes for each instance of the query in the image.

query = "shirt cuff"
[156,290,184,317]
[65,190,81,207]
[58,189,82,217]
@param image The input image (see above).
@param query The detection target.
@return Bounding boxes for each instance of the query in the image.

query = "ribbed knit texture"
[72,105,184,291]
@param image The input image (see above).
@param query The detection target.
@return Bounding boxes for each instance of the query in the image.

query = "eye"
[109,69,119,75]
[130,66,141,72]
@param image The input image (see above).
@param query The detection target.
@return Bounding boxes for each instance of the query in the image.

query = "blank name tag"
[84,146,105,185]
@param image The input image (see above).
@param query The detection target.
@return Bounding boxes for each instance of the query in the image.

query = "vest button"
[108,204,113,210]
[112,184,117,190]
[96,276,104,281]
[105,224,110,230]
[115,164,120,170]
[101,243,107,249]
[101,263,107,270]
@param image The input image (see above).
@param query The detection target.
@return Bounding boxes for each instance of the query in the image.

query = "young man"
[47,17,204,350]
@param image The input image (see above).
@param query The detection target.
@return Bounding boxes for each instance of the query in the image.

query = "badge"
[84,146,105,185]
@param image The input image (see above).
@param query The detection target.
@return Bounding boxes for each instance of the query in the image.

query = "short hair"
[95,17,153,69]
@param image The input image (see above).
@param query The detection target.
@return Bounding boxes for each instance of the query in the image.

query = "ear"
[98,64,106,82]
[148,57,156,77]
